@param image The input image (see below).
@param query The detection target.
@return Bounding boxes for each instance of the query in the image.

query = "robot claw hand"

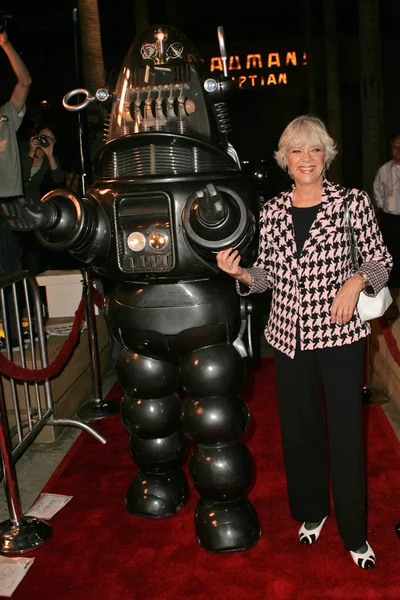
[0,198,57,231]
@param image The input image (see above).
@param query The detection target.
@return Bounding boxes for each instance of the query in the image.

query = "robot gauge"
[2,24,262,553]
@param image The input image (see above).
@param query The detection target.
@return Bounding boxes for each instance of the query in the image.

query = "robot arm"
[1,190,110,264]
[182,181,257,266]
[0,197,57,231]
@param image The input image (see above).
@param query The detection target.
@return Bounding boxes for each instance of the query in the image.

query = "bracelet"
[358,271,369,288]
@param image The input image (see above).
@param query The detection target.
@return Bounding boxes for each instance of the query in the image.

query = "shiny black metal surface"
[126,469,189,518]
[189,441,255,501]
[195,496,261,553]
[180,343,246,397]
[121,393,182,438]
[129,427,187,472]
[182,395,250,443]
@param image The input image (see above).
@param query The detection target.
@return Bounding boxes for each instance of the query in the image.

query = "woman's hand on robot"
[216,248,244,278]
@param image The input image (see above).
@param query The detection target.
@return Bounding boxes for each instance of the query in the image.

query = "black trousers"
[273,337,367,551]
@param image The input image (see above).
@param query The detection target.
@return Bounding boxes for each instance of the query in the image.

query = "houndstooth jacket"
[238,179,393,358]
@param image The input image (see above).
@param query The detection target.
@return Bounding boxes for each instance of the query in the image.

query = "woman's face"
[286,140,325,186]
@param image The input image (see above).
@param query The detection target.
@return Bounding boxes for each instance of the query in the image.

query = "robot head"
[106,24,229,147]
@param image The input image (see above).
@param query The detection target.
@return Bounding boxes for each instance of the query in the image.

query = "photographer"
[20,125,65,205]
[17,125,65,275]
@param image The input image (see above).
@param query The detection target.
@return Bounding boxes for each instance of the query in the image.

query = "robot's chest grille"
[101,144,233,178]
[119,252,173,273]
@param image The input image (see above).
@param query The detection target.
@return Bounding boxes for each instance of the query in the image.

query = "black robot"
[4,25,261,552]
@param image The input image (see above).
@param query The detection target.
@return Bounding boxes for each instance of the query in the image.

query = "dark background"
[1,0,399,192]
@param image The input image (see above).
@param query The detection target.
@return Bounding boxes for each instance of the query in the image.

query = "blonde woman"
[217,115,392,569]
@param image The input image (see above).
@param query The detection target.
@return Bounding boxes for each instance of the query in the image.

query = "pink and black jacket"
[238,179,393,358]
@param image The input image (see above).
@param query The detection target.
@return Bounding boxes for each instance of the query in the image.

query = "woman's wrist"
[236,269,252,287]
[355,272,368,290]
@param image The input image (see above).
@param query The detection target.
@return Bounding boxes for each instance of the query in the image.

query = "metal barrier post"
[0,381,52,554]
[78,268,118,420]
[0,272,107,554]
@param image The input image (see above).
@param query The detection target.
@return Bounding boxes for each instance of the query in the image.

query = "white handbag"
[344,201,393,321]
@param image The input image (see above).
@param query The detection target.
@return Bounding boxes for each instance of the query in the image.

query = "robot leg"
[181,342,261,552]
[116,349,189,517]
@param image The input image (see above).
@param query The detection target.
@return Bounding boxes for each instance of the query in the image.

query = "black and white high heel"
[349,541,376,569]
[298,516,328,545]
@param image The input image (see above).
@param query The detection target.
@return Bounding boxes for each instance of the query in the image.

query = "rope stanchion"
[0,272,107,555]
[91,286,104,309]
[0,385,52,554]
[0,297,87,382]
[77,268,119,421]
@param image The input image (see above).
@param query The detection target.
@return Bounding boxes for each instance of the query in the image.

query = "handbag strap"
[343,200,359,272]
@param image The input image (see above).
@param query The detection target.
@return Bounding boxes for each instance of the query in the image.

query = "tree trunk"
[358,0,384,195]
[323,0,343,184]
[76,0,107,171]
[77,0,105,92]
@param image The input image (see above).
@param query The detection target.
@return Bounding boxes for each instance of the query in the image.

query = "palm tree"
[77,0,105,94]
[74,0,106,171]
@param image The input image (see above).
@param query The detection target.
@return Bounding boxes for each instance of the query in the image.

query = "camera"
[34,134,50,148]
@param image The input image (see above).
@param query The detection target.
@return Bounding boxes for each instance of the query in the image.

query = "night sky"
[1,0,399,184]
[1,0,372,103]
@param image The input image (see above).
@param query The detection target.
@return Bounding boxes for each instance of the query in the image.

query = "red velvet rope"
[91,286,104,309]
[0,298,87,382]
[378,316,400,366]
[0,285,105,383]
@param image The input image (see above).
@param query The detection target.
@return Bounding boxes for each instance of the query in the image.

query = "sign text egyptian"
[210,51,307,88]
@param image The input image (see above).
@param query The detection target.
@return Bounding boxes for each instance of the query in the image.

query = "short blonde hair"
[274,115,338,174]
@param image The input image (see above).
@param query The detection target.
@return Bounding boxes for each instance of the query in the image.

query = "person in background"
[373,134,400,288]
[216,115,392,569]
[20,124,64,205]
[65,166,82,194]
[18,124,65,275]
[0,27,32,350]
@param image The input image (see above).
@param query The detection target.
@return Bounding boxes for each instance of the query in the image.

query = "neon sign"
[209,51,307,88]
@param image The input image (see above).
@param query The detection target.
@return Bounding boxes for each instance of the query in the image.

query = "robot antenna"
[217,26,228,78]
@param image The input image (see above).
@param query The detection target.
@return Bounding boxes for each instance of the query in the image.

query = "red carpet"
[12,358,400,600]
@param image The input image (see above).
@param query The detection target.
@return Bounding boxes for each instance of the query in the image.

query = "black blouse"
[291,203,320,257]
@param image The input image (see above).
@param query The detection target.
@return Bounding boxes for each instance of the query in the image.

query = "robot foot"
[195,496,261,552]
[126,468,189,518]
